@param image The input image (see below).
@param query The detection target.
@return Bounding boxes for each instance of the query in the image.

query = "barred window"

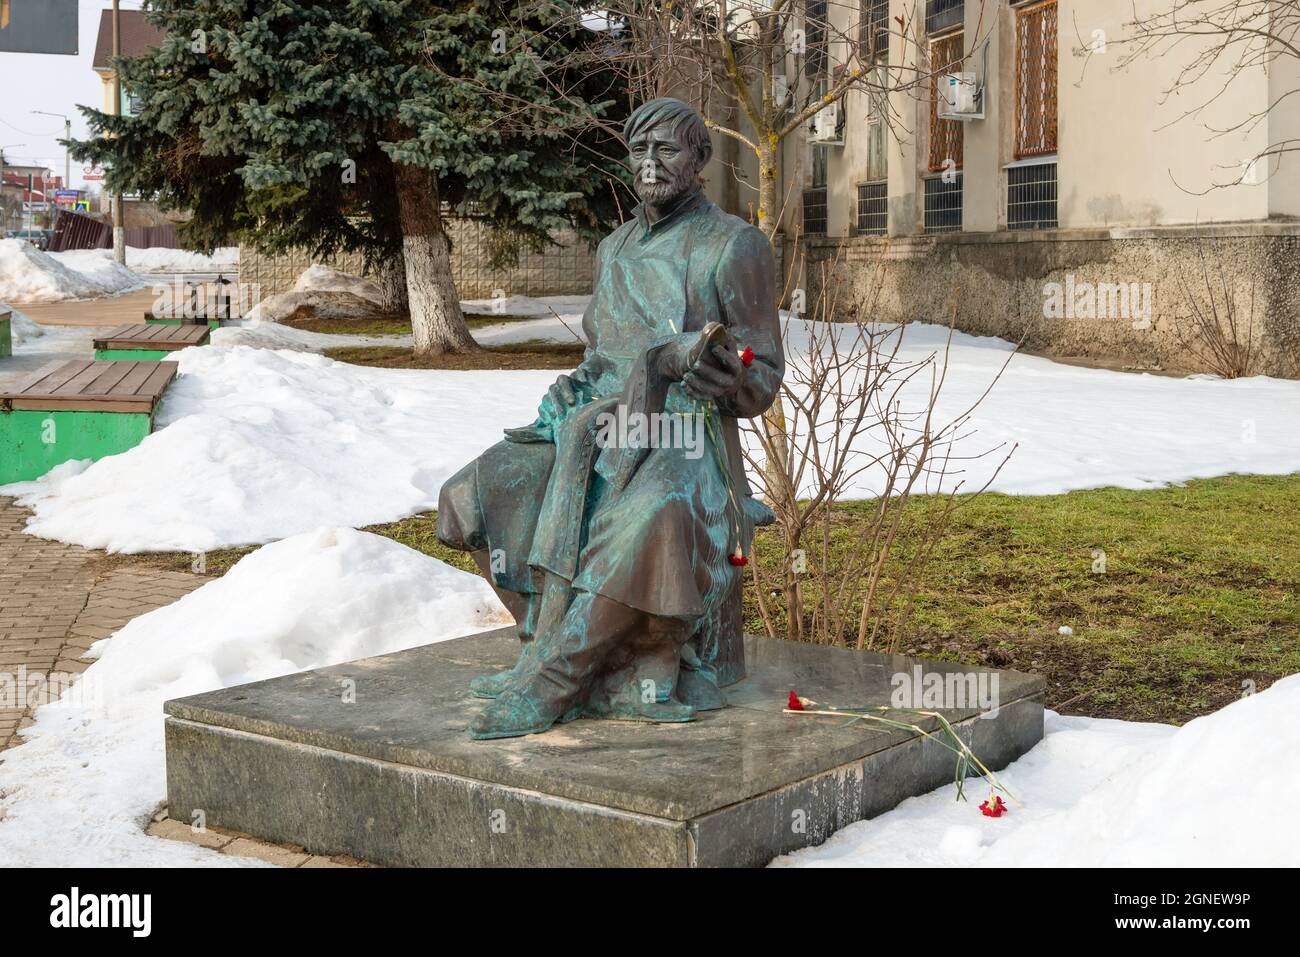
[1007,162,1057,229]
[1015,0,1058,159]
[856,182,887,235]
[926,0,964,35]
[924,175,963,234]
[929,32,964,173]
[802,188,828,236]
[805,0,828,79]
[860,0,890,62]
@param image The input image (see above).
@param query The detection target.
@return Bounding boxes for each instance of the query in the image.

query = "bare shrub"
[742,252,1014,653]
[1173,238,1259,378]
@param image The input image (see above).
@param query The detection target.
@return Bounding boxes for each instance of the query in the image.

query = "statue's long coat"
[438,190,784,673]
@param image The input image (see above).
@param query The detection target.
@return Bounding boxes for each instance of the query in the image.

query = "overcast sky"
[0,1,144,188]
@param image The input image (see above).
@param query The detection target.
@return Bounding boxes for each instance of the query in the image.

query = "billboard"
[0,0,79,56]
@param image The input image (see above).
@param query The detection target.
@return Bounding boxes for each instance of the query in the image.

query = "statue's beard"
[633,174,691,206]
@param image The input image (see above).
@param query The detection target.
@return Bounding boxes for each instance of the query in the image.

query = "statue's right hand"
[547,374,579,408]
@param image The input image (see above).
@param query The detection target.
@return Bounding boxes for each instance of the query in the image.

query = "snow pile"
[0,239,144,302]
[243,265,385,323]
[211,320,410,352]
[778,673,1300,867]
[127,246,239,274]
[293,264,382,304]
[3,345,555,552]
[0,527,511,867]
[2,304,44,345]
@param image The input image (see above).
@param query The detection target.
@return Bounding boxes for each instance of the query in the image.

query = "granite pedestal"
[164,630,1044,867]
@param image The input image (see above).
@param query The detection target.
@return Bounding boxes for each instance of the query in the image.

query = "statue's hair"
[624,97,713,168]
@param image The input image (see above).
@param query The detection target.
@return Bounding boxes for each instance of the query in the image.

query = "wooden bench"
[0,359,178,484]
[94,323,209,361]
[0,309,11,359]
[145,279,238,329]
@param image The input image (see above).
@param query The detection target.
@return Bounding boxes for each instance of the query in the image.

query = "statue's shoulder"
[597,219,639,259]
[695,202,772,265]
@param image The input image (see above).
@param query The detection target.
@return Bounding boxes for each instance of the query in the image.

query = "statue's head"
[625,98,713,206]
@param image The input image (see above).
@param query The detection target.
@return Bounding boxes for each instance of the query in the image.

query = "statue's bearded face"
[629,123,700,205]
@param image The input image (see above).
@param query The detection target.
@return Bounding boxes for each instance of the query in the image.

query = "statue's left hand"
[683,342,745,401]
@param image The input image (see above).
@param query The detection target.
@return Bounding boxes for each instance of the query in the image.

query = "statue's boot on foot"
[468,590,645,739]
[468,639,536,699]
[468,689,565,739]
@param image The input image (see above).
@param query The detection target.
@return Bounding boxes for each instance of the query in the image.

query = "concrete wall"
[241,219,596,299]
[803,221,1300,377]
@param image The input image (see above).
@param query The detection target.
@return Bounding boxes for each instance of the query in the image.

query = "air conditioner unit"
[809,101,843,145]
[938,72,984,121]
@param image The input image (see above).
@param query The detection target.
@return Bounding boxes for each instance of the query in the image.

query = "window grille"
[802,188,828,236]
[929,32,964,173]
[1007,162,1057,229]
[1014,0,1058,158]
[856,182,887,235]
[924,175,963,233]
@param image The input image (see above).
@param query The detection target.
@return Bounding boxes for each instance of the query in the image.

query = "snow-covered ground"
[0,527,510,867]
[126,246,238,275]
[0,239,144,302]
[0,239,238,304]
[4,307,1299,553]
[776,674,1300,867]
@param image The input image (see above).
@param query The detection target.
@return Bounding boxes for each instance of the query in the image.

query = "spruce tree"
[73,0,628,354]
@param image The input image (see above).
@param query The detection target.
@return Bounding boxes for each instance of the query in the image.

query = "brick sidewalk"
[0,497,205,750]
[0,496,367,865]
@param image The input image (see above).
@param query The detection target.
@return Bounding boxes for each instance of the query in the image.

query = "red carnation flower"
[787,690,804,711]
[980,795,1007,818]
[728,546,748,566]
[740,345,755,367]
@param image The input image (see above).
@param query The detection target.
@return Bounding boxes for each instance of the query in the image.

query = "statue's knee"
[436,463,482,550]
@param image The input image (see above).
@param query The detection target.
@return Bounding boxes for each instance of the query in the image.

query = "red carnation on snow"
[980,795,1008,818]
[787,690,804,711]
[740,345,755,367]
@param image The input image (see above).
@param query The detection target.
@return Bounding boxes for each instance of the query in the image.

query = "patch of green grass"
[741,474,1300,724]
[283,317,411,336]
[323,340,584,370]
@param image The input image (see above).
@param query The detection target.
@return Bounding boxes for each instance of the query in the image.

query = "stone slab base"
[165,630,1044,867]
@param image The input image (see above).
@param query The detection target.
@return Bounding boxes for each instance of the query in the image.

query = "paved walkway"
[0,497,204,750]
[13,288,160,328]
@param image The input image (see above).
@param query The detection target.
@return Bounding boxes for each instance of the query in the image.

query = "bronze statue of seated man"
[437,97,784,740]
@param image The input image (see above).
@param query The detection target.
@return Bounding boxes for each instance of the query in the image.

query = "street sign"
[82,166,105,182]
[73,200,89,212]
[0,0,79,56]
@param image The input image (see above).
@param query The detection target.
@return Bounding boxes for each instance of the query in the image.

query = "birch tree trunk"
[393,161,479,356]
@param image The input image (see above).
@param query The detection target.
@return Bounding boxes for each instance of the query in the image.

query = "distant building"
[90,9,173,230]
[92,8,165,116]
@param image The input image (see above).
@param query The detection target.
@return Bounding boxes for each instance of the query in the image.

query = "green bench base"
[0,409,154,485]
[94,348,172,361]
[145,317,222,331]
[0,315,11,359]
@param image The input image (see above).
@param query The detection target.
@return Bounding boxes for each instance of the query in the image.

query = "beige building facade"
[697,0,1300,375]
